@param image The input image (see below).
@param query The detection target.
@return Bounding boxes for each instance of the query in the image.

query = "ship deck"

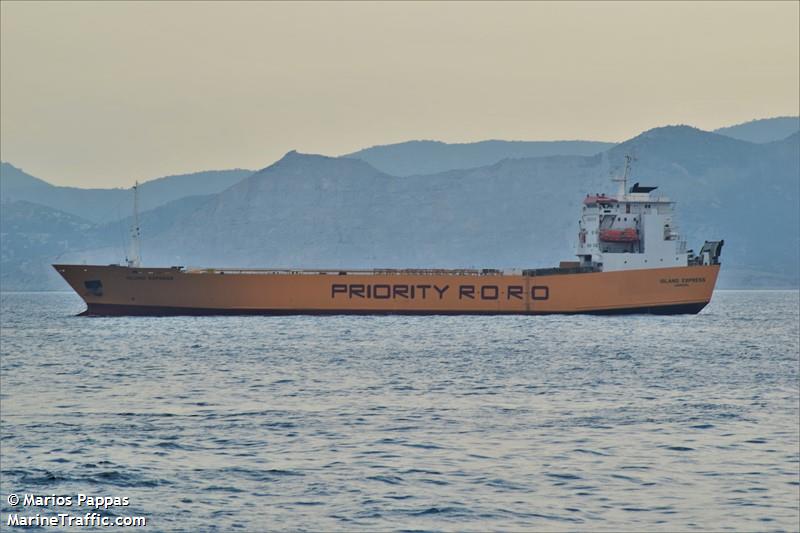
[180,266,599,277]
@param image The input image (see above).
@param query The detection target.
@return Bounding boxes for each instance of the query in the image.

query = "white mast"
[612,154,635,199]
[127,181,142,268]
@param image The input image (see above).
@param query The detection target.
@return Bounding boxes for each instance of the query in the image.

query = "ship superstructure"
[55,160,723,316]
[578,156,694,272]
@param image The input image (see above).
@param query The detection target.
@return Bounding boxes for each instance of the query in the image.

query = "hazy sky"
[1,1,798,187]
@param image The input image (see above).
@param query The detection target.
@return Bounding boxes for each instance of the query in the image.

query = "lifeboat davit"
[599,228,639,242]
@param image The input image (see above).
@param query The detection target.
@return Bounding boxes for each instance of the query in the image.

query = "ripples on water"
[1,291,798,532]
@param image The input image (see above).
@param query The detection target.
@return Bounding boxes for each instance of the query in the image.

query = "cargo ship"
[55,158,723,316]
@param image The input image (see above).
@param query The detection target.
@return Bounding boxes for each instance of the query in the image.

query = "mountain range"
[1,116,798,291]
[344,140,615,177]
[713,116,800,144]
[0,164,253,224]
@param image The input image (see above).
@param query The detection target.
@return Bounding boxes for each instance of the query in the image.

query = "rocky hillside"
[713,116,799,144]
[0,163,253,223]
[344,139,614,177]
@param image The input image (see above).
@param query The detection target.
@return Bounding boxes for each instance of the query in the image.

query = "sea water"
[1,291,798,531]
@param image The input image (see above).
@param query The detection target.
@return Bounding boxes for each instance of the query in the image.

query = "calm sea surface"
[1,291,798,532]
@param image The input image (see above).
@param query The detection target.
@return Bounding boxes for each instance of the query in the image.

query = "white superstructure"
[576,157,694,272]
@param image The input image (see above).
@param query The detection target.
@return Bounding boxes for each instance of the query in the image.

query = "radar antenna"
[126,182,142,268]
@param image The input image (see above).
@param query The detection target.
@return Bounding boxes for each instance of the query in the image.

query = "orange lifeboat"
[599,228,639,242]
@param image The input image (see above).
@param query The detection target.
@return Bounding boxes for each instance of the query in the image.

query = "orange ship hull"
[53,264,719,316]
